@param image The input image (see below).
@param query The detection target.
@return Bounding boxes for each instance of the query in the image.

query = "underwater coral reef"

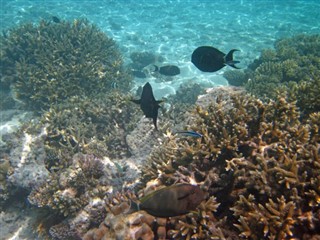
[0,18,131,110]
[42,87,317,240]
[1,15,319,240]
[224,34,320,117]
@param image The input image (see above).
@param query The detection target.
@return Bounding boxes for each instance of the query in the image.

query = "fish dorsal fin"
[139,186,167,202]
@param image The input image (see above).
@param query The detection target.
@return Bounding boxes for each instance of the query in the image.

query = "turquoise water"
[1,0,319,97]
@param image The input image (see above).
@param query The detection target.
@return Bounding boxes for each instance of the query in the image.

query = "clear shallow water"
[1,0,319,97]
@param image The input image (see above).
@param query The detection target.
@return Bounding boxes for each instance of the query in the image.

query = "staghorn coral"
[136,87,320,239]
[244,34,320,116]
[0,18,132,110]
[27,86,319,239]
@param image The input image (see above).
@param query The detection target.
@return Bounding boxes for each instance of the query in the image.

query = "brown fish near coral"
[128,183,205,217]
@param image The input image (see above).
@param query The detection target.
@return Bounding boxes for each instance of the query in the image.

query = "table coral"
[0,18,131,110]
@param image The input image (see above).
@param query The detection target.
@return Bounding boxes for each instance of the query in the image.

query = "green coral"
[0,19,132,110]
[244,34,320,116]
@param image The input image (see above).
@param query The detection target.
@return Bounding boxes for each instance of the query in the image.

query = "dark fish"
[129,184,205,217]
[52,16,61,23]
[131,70,147,78]
[131,82,162,130]
[191,46,240,72]
[175,130,203,138]
[154,65,180,76]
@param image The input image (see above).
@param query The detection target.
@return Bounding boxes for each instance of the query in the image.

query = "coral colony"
[0,17,319,240]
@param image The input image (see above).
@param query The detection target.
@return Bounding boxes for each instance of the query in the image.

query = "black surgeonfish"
[153,65,180,76]
[191,46,240,72]
[131,82,162,130]
[128,183,205,217]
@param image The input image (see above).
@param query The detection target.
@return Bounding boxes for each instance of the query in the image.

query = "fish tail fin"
[225,49,240,69]
[127,199,140,213]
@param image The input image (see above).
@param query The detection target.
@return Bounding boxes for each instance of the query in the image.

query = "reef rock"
[7,125,49,191]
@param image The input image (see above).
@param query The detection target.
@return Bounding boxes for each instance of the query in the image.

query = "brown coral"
[137,87,320,239]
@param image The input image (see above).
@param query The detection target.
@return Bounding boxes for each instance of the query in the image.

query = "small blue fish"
[175,131,203,138]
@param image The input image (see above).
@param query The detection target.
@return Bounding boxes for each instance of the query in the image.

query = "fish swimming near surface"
[131,82,162,130]
[175,130,203,138]
[191,46,240,72]
[153,65,180,76]
[128,183,205,217]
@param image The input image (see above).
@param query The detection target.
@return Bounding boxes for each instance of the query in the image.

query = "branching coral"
[136,87,320,239]
[0,18,132,110]
[35,91,140,170]
[241,34,320,116]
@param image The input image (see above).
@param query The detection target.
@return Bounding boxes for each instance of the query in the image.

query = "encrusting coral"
[0,18,131,110]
